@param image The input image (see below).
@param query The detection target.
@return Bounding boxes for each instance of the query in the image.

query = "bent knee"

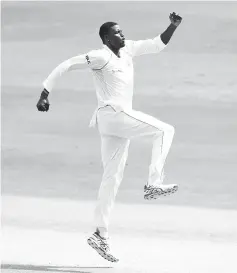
[164,124,175,136]
[169,125,175,135]
[153,123,175,137]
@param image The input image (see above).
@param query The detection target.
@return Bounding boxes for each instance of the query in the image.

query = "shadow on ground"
[1,264,113,273]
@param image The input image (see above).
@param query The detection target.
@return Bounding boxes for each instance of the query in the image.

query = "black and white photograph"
[1,1,237,272]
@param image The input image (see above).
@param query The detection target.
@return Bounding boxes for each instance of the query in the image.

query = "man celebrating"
[37,12,182,262]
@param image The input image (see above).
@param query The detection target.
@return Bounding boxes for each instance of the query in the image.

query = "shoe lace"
[95,233,110,251]
[150,185,157,192]
[145,184,163,194]
[100,239,109,251]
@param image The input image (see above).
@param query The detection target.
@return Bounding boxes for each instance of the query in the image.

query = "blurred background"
[1,2,237,272]
[2,1,237,208]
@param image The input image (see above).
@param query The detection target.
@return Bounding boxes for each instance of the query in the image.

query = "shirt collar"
[103,44,123,59]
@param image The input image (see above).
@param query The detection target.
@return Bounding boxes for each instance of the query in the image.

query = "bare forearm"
[160,23,177,45]
[160,12,182,45]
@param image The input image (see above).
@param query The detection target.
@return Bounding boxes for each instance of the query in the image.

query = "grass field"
[1,1,237,273]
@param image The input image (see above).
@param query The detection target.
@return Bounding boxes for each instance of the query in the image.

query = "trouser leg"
[94,107,175,235]
[148,125,175,185]
[98,108,175,186]
[94,134,130,237]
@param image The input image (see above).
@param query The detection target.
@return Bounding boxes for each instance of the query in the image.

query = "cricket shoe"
[144,184,178,200]
[87,232,119,263]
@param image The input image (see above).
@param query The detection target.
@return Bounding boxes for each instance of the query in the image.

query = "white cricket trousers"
[94,106,175,237]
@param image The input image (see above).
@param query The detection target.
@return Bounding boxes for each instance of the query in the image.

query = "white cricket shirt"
[43,35,166,126]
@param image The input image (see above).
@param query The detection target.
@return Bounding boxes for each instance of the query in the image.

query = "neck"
[106,44,121,58]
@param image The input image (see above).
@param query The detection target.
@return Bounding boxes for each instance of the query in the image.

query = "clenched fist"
[37,89,50,112]
[169,12,182,27]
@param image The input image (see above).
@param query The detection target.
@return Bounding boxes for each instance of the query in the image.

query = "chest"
[104,50,133,74]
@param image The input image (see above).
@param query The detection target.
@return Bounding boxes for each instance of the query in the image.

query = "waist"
[89,100,132,128]
[97,100,132,111]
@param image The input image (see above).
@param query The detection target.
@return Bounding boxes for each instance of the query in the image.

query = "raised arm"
[126,12,182,57]
[36,50,107,112]
[160,12,182,44]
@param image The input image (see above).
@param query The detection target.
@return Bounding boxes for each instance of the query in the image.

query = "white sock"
[96,227,109,239]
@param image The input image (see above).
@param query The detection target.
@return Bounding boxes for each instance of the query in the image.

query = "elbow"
[160,33,169,45]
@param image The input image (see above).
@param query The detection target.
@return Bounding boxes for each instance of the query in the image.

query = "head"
[99,22,125,50]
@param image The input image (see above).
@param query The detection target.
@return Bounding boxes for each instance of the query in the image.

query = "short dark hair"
[99,22,118,43]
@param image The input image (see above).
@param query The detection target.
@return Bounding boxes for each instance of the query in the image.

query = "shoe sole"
[87,238,119,263]
[144,185,178,200]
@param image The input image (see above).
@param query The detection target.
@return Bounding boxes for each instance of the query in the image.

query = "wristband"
[41,89,49,99]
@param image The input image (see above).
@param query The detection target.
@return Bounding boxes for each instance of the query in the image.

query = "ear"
[104,34,109,42]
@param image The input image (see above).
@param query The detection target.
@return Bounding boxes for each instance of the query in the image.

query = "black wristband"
[40,89,49,99]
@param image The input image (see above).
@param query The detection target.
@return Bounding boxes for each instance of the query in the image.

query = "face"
[105,25,125,49]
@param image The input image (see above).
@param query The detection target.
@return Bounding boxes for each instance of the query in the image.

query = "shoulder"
[86,48,110,67]
[123,40,134,56]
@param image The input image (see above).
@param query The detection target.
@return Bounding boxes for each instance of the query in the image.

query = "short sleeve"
[125,35,166,57]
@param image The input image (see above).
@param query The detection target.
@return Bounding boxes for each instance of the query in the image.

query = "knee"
[165,124,175,137]
[153,123,175,139]
[170,125,175,135]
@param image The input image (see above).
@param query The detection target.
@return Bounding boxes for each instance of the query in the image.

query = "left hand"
[36,89,50,112]
[169,12,182,27]
[37,97,50,112]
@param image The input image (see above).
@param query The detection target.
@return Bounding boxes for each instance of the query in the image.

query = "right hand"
[36,89,50,112]
[169,12,182,27]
